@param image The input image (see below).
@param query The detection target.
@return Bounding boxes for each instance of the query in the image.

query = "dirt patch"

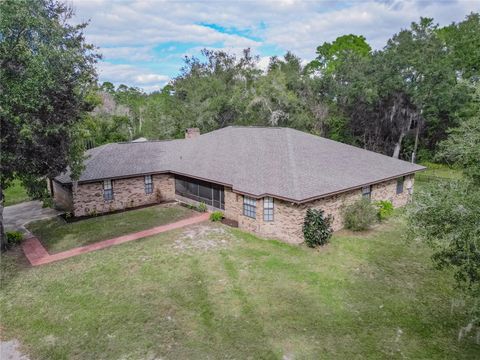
[173,225,235,252]
[221,218,238,227]
[0,339,30,360]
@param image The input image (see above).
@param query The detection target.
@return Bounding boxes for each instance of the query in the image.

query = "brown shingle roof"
[56,126,425,202]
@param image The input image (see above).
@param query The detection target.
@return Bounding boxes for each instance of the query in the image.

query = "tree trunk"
[392,132,405,159]
[392,111,415,159]
[0,185,6,252]
[411,125,420,163]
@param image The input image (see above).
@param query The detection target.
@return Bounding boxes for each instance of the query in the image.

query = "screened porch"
[174,175,225,210]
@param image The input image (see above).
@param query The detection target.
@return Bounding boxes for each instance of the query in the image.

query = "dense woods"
[85,13,480,164]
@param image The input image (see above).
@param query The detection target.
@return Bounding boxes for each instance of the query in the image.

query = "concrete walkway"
[4,201,61,234]
[22,212,210,266]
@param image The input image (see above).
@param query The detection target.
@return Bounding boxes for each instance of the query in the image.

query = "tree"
[307,34,371,74]
[170,48,261,133]
[406,180,480,319]
[406,104,480,321]
[440,12,480,81]
[315,17,475,160]
[0,0,98,249]
[100,81,115,94]
[436,114,480,184]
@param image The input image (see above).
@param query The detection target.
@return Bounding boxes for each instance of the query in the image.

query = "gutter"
[56,166,426,205]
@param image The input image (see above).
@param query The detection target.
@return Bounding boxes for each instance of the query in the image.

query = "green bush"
[343,199,378,231]
[210,211,224,222]
[375,200,394,221]
[197,202,207,213]
[42,196,53,208]
[303,208,333,247]
[6,231,23,245]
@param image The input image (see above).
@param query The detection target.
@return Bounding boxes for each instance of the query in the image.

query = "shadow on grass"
[27,205,196,253]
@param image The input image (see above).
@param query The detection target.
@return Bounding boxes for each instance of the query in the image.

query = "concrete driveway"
[3,201,61,234]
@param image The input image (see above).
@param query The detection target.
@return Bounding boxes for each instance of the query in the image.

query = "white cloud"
[97,62,170,89]
[134,73,170,84]
[70,0,479,91]
[263,0,480,57]
[100,46,155,62]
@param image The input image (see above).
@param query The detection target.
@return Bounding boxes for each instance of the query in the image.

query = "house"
[50,127,425,243]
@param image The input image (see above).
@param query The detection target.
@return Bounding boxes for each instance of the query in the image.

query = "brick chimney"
[185,128,200,139]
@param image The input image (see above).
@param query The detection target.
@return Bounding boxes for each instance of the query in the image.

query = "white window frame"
[263,197,274,221]
[145,175,153,194]
[243,196,256,219]
[103,179,113,201]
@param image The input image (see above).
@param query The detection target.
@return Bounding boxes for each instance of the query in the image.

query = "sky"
[70,0,479,92]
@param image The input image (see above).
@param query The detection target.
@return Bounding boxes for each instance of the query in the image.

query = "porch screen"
[175,175,225,210]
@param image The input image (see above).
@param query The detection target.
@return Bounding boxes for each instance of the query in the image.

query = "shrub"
[375,200,394,221]
[197,202,207,212]
[6,231,23,245]
[42,196,53,208]
[210,211,223,222]
[343,199,377,231]
[87,208,98,217]
[303,209,333,247]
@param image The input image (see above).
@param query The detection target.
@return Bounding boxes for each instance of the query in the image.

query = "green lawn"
[416,161,463,183]
[27,204,197,253]
[3,179,30,206]
[1,216,478,359]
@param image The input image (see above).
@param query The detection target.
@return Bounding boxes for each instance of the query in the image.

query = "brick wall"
[224,175,415,244]
[223,188,242,221]
[72,174,175,217]
[52,181,73,211]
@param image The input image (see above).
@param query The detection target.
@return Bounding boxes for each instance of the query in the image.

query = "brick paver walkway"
[22,212,210,266]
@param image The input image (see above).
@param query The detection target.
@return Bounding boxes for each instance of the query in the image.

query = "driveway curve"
[3,201,61,234]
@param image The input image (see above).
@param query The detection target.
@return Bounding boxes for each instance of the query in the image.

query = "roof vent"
[185,128,200,139]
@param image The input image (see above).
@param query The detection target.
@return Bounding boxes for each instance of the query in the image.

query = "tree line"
[85,13,480,164]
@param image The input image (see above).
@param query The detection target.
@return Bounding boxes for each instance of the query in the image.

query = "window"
[362,185,371,200]
[243,196,256,219]
[396,176,404,194]
[263,197,274,221]
[103,179,113,201]
[145,175,153,194]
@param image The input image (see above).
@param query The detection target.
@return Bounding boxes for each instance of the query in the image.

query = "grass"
[27,204,196,253]
[1,216,478,359]
[416,162,463,184]
[3,179,30,206]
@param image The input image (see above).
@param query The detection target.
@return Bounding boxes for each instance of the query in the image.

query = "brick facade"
[72,174,174,217]
[223,175,415,244]
[69,172,414,244]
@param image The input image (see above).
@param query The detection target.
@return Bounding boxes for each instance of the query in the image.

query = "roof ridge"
[227,125,286,129]
[116,139,178,144]
[285,129,301,200]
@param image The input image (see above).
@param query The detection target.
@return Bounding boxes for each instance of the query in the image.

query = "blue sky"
[71,0,479,92]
